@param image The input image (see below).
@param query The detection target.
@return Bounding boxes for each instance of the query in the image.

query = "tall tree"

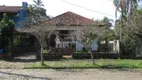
[121,9,142,55]
[100,17,117,52]
[18,15,56,65]
[71,26,105,64]
[33,0,44,7]
[114,0,142,56]
[0,13,15,60]
[101,17,113,28]
[17,0,50,65]
[113,0,139,51]
[113,0,140,20]
[31,0,47,16]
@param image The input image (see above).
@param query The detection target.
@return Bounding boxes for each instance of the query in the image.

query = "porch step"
[63,55,72,59]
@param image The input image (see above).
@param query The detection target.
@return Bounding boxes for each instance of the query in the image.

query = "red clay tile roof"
[0,6,22,13]
[47,11,103,26]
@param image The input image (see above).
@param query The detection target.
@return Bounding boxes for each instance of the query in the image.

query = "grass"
[25,59,142,69]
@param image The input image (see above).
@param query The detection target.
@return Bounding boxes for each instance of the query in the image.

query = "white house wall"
[76,41,98,51]
[75,40,120,53]
[100,40,120,53]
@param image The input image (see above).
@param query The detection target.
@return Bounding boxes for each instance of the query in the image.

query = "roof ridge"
[0,5,22,7]
[55,11,92,20]
[0,6,22,13]
[47,11,103,26]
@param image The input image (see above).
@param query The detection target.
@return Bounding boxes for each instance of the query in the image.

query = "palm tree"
[33,0,44,7]
[28,5,37,16]
[32,0,46,16]
[101,17,113,28]
[101,17,114,52]
[113,0,140,19]
[113,0,140,56]
[29,0,46,66]
[113,0,129,56]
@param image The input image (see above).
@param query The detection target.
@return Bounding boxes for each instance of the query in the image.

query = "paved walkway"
[0,54,36,69]
[0,69,142,80]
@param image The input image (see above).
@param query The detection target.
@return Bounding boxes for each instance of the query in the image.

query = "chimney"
[22,2,28,8]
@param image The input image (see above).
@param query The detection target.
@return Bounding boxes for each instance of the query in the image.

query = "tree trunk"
[84,45,95,64]
[105,39,109,52]
[8,35,13,60]
[40,40,44,66]
[89,50,95,64]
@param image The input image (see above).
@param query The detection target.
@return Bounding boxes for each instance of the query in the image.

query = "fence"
[75,40,120,53]
[99,40,119,53]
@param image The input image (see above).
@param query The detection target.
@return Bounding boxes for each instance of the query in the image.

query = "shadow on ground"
[0,71,51,80]
[11,58,38,63]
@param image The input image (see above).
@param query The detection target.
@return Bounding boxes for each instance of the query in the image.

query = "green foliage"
[113,0,139,18]
[13,36,21,46]
[43,49,48,55]
[0,13,15,37]
[28,0,46,17]
[101,29,118,41]
[0,13,15,50]
[97,17,117,41]
[0,13,8,29]
[75,50,86,54]
[101,17,113,27]
[115,9,142,53]
[28,5,39,16]
[33,0,44,7]
[113,0,120,7]
[3,13,9,23]
[113,0,142,53]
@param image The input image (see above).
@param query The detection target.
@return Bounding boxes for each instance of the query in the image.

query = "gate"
[56,42,74,55]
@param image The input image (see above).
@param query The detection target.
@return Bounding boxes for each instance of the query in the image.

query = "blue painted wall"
[9,2,29,28]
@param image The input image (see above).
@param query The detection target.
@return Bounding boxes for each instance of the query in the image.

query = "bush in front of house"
[37,49,63,60]
[72,50,119,59]
[94,52,119,59]
[72,51,91,59]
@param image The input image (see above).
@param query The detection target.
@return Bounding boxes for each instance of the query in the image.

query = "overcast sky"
[0,0,142,20]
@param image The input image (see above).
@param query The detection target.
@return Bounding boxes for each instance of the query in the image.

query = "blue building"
[0,2,29,28]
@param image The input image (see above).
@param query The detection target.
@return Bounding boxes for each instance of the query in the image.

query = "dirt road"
[0,69,142,80]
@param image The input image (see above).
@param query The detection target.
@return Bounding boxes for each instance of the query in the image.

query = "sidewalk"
[0,69,142,80]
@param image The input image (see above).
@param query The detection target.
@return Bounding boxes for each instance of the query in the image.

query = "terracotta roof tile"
[47,11,103,26]
[0,6,22,13]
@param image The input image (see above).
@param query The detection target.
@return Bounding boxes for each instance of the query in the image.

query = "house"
[11,11,119,57]
[44,11,120,54]
[0,2,29,28]
[44,11,104,54]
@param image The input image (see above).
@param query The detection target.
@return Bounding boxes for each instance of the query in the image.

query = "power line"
[61,0,115,17]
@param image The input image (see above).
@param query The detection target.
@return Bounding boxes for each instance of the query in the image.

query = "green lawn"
[25,59,142,69]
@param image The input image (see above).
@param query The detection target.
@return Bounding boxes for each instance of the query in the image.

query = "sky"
[138,0,142,9]
[0,0,116,20]
[0,0,142,20]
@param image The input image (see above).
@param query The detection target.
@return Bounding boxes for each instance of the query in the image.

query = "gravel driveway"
[0,69,142,80]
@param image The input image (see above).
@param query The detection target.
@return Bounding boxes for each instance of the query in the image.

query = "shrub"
[13,36,21,46]
[43,49,48,55]
[75,50,87,54]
